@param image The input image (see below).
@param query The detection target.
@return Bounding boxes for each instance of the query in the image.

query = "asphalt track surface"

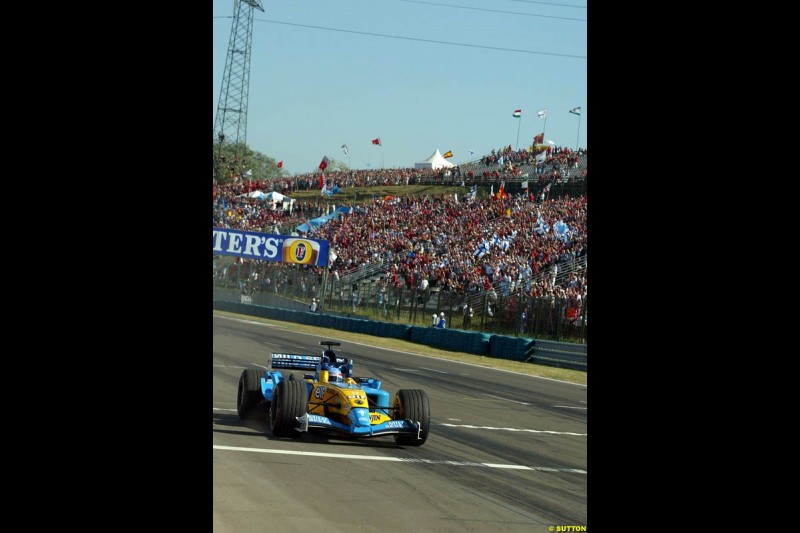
[213,313,587,533]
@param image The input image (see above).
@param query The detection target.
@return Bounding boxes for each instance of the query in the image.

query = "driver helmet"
[328,367,344,383]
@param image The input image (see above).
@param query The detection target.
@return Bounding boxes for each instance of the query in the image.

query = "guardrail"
[525,339,586,371]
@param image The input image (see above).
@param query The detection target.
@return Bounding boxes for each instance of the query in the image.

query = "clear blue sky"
[213,0,586,175]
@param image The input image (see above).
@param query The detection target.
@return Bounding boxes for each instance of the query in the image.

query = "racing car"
[236,341,430,446]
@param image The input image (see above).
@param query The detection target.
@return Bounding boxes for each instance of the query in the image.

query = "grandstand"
[213,146,587,342]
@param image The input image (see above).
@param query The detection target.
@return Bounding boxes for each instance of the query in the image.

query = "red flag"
[494,184,508,200]
[277,161,283,168]
[371,138,381,146]
[533,133,544,145]
[319,174,325,188]
[319,156,329,170]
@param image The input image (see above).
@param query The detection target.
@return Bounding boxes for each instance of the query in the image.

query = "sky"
[213,0,586,175]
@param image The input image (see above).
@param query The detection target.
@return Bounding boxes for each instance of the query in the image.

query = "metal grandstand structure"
[213,0,264,171]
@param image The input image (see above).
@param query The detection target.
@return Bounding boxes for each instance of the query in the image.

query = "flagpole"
[381,145,384,169]
[543,114,547,142]
[515,117,522,151]
[576,114,580,150]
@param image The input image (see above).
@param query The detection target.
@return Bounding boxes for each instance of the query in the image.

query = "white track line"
[213,364,248,369]
[440,423,586,436]
[213,408,238,412]
[213,313,586,387]
[483,393,531,406]
[212,445,586,474]
[419,367,449,374]
[551,405,587,410]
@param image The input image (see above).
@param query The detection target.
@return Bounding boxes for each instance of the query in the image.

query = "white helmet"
[328,367,343,383]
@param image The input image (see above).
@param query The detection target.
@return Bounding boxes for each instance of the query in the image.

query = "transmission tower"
[213,0,264,175]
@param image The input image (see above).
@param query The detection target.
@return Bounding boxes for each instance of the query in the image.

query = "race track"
[213,313,587,533]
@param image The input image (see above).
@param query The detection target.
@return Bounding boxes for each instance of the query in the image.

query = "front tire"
[393,389,431,446]
[269,380,308,438]
[237,368,267,419]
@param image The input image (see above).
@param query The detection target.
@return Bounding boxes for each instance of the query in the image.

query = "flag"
[371,138,381,146]
[277,161,283,168]
[443,150,453,158]
[319,174,325,189]
[495,183,508,200]
[543,183,551,194]
[319,156,329,170]
[533,133,544,145]
[468,149,475,156]
[537,109,547,118]
[245,169,253,177]
[341,144,349,156]
[320,182,327,196]
[569,107,581,115]
[512,109,522,118]
[521,180,529,189]
[536,151,547,164]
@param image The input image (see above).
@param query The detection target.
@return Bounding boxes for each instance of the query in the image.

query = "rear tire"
[237,368,267,419]
[393,389,431,446]
[269,380,308,438]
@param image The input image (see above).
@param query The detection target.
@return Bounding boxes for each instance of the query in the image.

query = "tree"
[326,158,349,173]
[213,142,283,182]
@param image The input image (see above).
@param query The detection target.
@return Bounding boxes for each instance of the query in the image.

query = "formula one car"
[236,341,430,446]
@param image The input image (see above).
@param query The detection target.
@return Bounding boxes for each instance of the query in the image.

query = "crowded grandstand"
[213,144,586,342]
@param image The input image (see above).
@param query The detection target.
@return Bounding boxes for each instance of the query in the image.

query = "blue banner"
[212,228,329,266]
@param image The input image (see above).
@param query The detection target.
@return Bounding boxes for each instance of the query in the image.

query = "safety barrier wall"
[213,301,585,371]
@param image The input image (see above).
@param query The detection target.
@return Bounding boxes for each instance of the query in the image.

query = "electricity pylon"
[213,0,264,176]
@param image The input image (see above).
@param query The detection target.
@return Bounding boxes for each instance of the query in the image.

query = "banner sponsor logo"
[212,228,329,266]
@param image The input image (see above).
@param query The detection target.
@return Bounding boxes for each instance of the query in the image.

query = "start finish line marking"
[213,445,586,474]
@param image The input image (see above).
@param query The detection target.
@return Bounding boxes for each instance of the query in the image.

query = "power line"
[505,0,586,8]
[399,0,586,21]
[252,18,586,59]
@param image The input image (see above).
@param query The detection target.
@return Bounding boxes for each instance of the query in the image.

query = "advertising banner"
[212,227,329,267]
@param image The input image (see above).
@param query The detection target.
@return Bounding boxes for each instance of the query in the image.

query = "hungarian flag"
[442,150,453,158]
[319,156,329,170]
[277,161,283,168]
[371,138,381,146]
[537,109,547,118]
[533,133,544,145]
[512,109,522,118]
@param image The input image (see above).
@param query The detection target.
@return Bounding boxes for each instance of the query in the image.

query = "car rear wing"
[270,353,349,370]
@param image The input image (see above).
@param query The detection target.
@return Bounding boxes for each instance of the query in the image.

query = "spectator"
[463,303,473,329]
[436,312,446,329]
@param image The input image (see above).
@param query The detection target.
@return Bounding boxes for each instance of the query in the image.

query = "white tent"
[415,149,455,170]
[264,191,286,202]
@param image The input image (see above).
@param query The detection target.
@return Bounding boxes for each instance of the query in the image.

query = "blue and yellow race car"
[236,341,430,446]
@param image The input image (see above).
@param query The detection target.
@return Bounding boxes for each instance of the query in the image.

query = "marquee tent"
[414,149,455,170]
